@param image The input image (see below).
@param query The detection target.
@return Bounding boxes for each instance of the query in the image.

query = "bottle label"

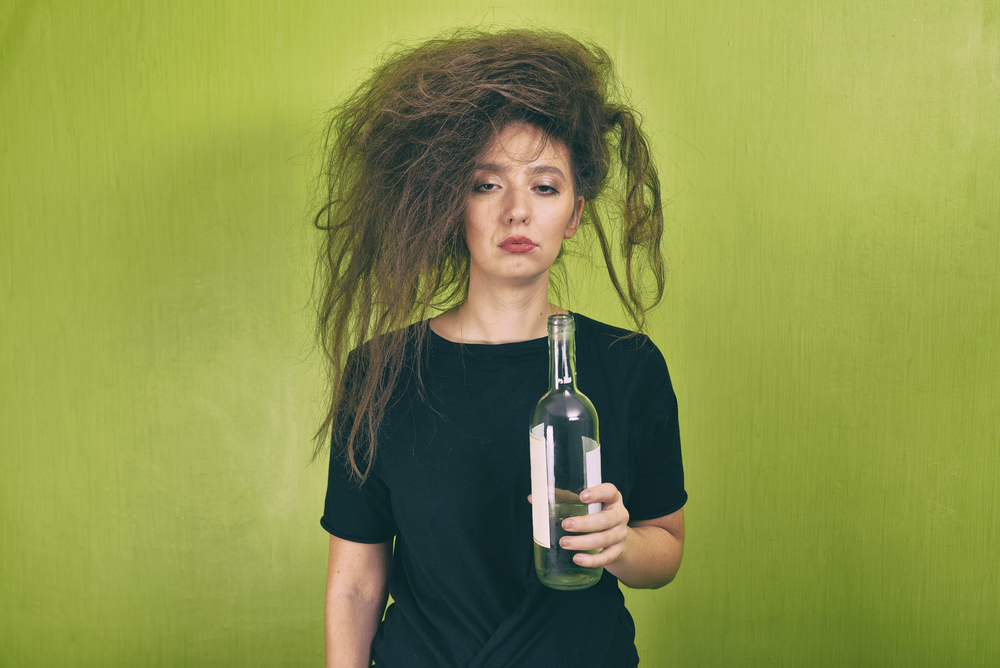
[529,426,550,548]
[583,437,602,514]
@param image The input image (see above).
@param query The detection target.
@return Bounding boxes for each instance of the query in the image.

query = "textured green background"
[2,1,998,666]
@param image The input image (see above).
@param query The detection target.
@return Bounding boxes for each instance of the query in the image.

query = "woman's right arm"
[325,534,392,668]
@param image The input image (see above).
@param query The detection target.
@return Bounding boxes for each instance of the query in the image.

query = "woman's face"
[464,123,583,290]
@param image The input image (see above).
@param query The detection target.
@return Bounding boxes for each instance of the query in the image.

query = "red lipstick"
[499,236,536,253]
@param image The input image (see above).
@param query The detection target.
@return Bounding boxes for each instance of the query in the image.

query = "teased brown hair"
[313,28,665,479]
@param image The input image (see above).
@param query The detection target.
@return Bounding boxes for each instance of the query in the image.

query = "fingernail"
[581,491,591,502]
[563,519,574,530]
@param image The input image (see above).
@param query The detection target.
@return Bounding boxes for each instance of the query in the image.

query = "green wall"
[2,1,997,666]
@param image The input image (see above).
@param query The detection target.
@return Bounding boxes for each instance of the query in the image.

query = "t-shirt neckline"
[426,314,586,356]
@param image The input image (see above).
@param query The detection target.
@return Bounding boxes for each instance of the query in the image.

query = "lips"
[499,236,536,253]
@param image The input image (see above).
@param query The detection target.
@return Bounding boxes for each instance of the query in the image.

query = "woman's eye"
[536,185,559,195]
[474,183,499,192]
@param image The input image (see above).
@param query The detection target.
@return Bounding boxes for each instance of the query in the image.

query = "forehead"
[477,123,571,168]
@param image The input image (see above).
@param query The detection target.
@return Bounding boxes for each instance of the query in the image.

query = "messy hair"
[313,28,665,479]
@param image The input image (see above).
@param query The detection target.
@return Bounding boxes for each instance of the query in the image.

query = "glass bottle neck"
[548,316,577,392]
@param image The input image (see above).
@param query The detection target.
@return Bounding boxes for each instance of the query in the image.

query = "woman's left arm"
[558,483,684,589]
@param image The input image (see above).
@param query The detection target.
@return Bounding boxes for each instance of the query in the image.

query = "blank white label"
[584,438,602,514]
[529,427,550,548]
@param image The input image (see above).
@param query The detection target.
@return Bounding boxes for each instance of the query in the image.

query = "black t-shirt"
[322,313,686,668]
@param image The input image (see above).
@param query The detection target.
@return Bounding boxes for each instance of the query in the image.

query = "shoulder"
[340,322,428,403]
[572,313,660,360]
[572,312,673,394]
[347,322,426,364]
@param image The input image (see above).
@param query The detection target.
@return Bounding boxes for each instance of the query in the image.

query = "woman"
[315,29,686,667]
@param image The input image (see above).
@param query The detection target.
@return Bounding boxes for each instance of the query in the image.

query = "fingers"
[580,482,620,505]
[571,541,624,568]
[560,508,620,534]
[557,483,630,567]
[530,483,620,510]
[562,523,626,549]
[560,484,627,534]
[560,525,626,568]
[561,519,626,567]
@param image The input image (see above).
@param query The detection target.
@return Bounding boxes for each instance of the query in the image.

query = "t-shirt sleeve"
[321,449,397,543]
[319,351,398,544]
[626,341,687,521]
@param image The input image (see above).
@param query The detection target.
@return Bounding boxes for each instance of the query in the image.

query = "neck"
[431,271,567,344]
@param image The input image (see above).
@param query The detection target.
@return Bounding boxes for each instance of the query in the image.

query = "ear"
[564,197,585,239]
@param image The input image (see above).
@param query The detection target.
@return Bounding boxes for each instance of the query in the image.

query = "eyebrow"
[474,163,568,179]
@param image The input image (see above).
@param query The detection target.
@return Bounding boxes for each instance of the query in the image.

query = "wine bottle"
[530,314,603,591]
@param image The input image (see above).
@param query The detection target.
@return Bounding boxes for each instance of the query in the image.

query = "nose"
[503,188,529,225]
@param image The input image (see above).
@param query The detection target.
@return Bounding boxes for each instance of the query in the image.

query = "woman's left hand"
[558,483,630,568]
